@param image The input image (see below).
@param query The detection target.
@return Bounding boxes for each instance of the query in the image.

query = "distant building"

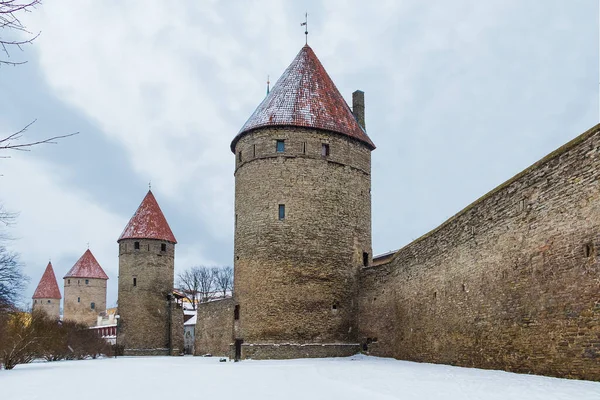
[31,262,61,319]
[183,311,196,355]
[63,249,109,326]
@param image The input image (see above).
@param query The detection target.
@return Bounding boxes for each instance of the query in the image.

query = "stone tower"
[32,262,61,319]
[117,190,179,356]
[63,249,108,326]
[231,44,375,359]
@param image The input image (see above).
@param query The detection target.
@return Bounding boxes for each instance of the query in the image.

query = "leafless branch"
[0,0,42,66]
[0,120,79,154]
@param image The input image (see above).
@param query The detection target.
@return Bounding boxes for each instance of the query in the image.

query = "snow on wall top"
[118,190,177,244]
[63,249,109,280]
[231,45,375,152]
[33,262,62,299]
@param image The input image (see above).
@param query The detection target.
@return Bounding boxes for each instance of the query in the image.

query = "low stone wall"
[194,298,234,357]
[359,124,600,380]
[239,343,360,360]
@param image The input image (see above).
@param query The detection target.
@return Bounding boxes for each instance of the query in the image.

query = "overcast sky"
[1,0,598,308]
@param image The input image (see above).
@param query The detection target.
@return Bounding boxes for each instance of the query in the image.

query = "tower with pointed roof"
[231,44,375,359]
[32,262,61,319]
[117,190,179,356]
[63,249,109,326]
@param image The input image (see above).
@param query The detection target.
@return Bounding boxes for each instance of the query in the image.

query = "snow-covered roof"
[33,262,62,299]
[118,190,177,243]
[232,45,375,152]
[64,249,109,280]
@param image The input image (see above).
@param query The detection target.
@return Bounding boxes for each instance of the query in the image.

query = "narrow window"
[161,243,167,252]
[462,283,466,292]
[278,204,285,220]
[85,279,89,285]
[134,241,140,250]
[78,297,80,303]
[321,143,330,156]
[133,277,137,287]
[276,140,285,153]
[34,300,37,304]
[147,244,150,251]
[434,291,437,299]
[363,252,369,267]
[234,305,240,320]
[238,151,242,162]
[68,279,70,285]
[332,302,338,310]
[253,144,256,157]
[48,300,51,304]
[91,302,95,310]
[584,244,593,258]
[302,142,306,154]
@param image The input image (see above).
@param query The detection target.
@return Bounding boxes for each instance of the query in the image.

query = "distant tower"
[32,262,61,319]
[63,249,108,326]
[231,45,375,359]
[117,190,178,356]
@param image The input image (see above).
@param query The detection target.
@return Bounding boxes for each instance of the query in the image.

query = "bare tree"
[213,266,233,298]
[0,246,27,313]
[0,1,78,154]
[0,0,41,67]
[176,268,201,310]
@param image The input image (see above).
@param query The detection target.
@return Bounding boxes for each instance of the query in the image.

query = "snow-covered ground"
[1,355,598,399]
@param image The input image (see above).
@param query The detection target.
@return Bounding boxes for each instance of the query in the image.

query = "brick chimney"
[352,90,365,130]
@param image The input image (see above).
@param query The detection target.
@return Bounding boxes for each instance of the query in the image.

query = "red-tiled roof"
[33,262,62,299]
[118,190,177,243]
[232,45,375,152]
[64,249,109,280]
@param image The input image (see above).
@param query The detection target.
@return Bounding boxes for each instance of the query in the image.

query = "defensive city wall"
[358,124,600,381]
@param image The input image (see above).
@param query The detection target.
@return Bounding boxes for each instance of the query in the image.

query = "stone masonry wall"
[32,298,60,320]
[63,278,106,326]
[194,298,234,357]
[359,124,600,380]
[117,238,175,356]
[170,303,184,356]
[233,127,372,359]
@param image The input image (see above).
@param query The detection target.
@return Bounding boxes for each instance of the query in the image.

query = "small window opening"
[332,302,338,310]
[302,142,306,154]
[253,144,256,157]
[161,243,167,252]
[321,143,330,156]
[68,279,70,284]
[85,279,89,285]
[462,283,466,292]
[363,252,369,267]
[134,241,140,250]
[276,140,285,152]
[91,302,95,310]
[238,151,242,162]
[34,300,37,304]
[584,243,593,258]
[234,305,240,320]
[48,300,51,304]
[133,277,137,287]
[278,204,285,220]
[147,244,150,251]
[77,297,80,303]
[434,291,437,299]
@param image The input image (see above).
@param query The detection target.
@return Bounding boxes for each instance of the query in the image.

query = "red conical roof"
[232,45,375,152]
[33,262,62,299]
[64,249,109,280]
[118,190,177,244]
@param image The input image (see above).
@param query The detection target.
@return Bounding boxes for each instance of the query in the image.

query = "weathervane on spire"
[267,75,270,95]
[149,181,152,191]
[301,12,308,45]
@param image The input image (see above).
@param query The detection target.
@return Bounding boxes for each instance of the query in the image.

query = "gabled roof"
[64,249,109,280]
[232,45,375,152]
[33,262,62,299]
[118,190,177,244]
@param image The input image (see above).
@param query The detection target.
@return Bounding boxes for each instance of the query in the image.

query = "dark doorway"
[234,339,243,361]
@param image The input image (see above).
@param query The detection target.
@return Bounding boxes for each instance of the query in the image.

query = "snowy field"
[1,355,598,400]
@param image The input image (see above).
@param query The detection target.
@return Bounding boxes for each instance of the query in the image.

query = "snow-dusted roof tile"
[232,45,375,152]
[33,262,62,299]
[118,190,177,244]
[64,249,109,280]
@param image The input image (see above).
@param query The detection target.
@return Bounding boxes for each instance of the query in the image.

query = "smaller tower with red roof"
[117,190,179,356]
[63,249,109,326]
[32,262,62,319]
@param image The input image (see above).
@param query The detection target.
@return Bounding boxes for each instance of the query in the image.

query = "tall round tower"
[231,45,375,359]
[117,190,177,356]
[63,249,108,326]
[32,262,61,319]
